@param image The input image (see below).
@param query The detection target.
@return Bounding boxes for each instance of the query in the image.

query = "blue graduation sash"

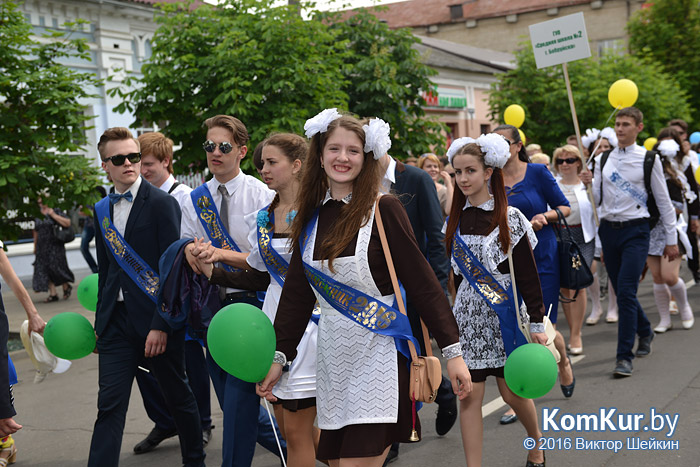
[300,210,418,358]
[95,198,159,303]
[190,184,242,273]
[451,228,528,355]
[257,207,288,288]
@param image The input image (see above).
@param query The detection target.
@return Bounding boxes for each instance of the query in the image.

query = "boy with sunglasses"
[89,127,205,467]
[180,115,282,467]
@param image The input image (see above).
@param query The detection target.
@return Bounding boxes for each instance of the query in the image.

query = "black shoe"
[382,443,399,466]
[435,395,458,436]
[636,332,655,357]
[526,450,545,467]
[203,425,214,447]
[560,357,575,398]
[613,359,633,378]
[133,426,178,454]
[500,413,518,425]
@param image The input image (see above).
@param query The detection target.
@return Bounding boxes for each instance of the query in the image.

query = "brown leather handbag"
[374,198,443,428]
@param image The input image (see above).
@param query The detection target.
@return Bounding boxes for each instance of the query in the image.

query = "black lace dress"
[32,211,74,292]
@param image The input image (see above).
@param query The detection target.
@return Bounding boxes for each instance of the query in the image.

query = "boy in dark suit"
[88,127,204,467]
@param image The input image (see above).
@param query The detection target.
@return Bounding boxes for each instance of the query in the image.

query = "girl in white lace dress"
[258,111,472,465]
[443,135,547,467]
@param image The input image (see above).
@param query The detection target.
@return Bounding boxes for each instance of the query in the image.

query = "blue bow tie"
[108,191,134,205]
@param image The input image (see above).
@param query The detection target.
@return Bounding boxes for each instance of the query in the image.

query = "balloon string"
[264,398,287,467]
[586,106,619,167]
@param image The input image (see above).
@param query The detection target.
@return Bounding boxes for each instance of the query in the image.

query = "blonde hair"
[418,153,442,170]
[530,153,550,165]
[552,145,583,174]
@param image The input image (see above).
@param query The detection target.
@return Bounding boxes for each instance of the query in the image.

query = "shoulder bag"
[552,207,594,302]
[374,198,442,405]
[52,218,75,244]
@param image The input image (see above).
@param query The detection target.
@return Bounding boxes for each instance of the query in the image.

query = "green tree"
[628,0,700,124]
[111,1,445,172]
[488,46,691,153]
[322,8,446,158]
[0,0,103,241]
[112,0,349,174]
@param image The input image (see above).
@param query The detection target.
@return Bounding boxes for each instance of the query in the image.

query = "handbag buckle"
[571,255,582,270]
[428,390,437,402]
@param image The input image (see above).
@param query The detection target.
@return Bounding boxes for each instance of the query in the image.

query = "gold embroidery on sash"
[197,195,235,252]
[452,239,508,304]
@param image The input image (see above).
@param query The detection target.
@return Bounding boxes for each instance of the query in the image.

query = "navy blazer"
[392,160,450,290]
[94,179,181,338]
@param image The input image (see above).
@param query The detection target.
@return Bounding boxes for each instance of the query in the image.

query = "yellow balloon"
[608,79,638,109]
[504,104,525,128]
[518,129,526,145]
[643,137,657,151]
[695,166,700,185]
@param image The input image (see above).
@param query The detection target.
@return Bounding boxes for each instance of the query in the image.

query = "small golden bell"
[409,429,420,442]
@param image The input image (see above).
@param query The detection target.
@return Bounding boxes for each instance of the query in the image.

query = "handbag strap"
[373,197,431,360]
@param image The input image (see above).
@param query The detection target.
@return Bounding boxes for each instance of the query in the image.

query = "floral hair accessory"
[581,128,600,149]
[658,139,680,158]
[304,108,342,139]
[599,127,617,148]
[476,133,510,168]
[362,118,392,160]
[446,137,477,164]
[257,209,271,228]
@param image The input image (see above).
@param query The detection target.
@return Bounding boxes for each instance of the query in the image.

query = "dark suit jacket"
[392,159,450,290]
[94,180,181,338]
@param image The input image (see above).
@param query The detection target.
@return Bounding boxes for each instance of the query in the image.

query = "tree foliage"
[0,0,103,241]
[488,46,691,154]
[111,1,444,173]
[628,0,700,125]
[321,8,446,158]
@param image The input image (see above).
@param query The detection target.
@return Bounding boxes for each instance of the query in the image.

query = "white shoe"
[653,323,673,333]
[586,312,601,325]
[606,314,618,323]
[682,316,695,330]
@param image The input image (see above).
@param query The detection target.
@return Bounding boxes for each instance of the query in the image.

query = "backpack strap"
[168,181,181,194]
[644,151,660,226]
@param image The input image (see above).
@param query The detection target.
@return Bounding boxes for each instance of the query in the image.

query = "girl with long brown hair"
[192,133,321,466]
[444,135,547,467]
[258,110,471,466]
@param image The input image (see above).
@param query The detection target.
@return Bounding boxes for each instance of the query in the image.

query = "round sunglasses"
[203,140,235,154]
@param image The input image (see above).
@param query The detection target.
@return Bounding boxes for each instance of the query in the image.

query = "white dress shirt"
[181,171,275,292]
[112,176,143,300]
[380,156,397,194]
[592,143,676,245]
[158,174,193,210]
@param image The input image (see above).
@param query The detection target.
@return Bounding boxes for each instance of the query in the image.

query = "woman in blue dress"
[492,125,576,422]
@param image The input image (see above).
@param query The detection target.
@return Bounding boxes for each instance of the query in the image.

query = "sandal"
[63,284,73,300]
[0,438,17,466]
[44,295,58,303]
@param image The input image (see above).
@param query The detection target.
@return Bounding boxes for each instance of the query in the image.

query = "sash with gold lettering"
[300,210,417,358]
[190,184,241,273]
[95,198,159,303]
[257,207,288,288]
[451,227,528,354]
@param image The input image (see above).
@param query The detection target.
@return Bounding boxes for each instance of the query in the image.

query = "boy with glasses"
[88,127,204,467]
[180,116,284,466]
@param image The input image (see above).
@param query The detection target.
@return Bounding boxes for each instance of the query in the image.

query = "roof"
[416,35,515,71]
[364,0,592,29]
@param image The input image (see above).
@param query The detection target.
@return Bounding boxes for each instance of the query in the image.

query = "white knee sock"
[668,279,693,320]
[607,284,618,317]
[653,283,671,327]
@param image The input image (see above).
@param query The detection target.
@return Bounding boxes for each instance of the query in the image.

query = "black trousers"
[88,303,205,467]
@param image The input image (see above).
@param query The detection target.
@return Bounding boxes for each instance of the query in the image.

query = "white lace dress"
[451,200,538,369]
[302,202,399,429]
[244,211,317,400]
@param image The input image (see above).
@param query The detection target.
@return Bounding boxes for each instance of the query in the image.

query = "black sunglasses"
[556,157,579,165]
[104,152,141,166]
[203,140,235,154]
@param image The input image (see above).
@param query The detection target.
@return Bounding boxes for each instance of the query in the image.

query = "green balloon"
[44,312,96,360]
[207,303,276,383]
[504,343,558,399]
[77,273,99,312]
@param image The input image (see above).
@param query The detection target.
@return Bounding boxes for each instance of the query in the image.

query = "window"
[597,39,625,56]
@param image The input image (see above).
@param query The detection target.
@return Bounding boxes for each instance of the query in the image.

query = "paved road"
[3,265,699,466]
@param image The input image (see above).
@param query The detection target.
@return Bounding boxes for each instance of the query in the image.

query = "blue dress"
[506,163,569,322]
